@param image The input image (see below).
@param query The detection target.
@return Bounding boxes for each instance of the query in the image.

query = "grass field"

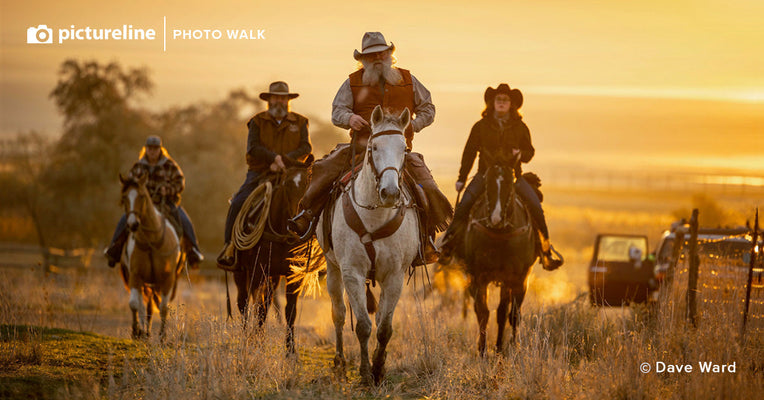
[1,186,763,399]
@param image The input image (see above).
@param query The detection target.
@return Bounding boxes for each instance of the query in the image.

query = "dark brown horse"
[231,159,311,354]
[459,155,539,356]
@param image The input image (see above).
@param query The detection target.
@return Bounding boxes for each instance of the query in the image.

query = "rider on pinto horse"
[104,135,204,269]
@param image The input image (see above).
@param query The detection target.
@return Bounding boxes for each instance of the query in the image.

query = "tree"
[43,60,156,246]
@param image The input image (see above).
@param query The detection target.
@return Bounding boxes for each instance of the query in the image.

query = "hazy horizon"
[2,0,762,178]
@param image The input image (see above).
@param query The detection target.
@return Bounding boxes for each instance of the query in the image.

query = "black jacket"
[458,115,535,182]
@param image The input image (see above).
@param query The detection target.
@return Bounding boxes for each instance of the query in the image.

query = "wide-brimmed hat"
[353,32,395,60]
[259,81,299,101]
[145,135,162,147]
[484,83,523,109]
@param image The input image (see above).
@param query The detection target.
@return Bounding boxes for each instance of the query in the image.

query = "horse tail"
[366,282,378,314]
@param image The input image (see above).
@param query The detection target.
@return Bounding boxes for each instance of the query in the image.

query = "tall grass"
[1,258,761,399]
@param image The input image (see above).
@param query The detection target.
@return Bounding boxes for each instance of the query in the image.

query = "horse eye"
[372,145,378,151]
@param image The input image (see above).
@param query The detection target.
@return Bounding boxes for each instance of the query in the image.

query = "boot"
[103,242,122,268]
[437,235,456,265]
[103,233,127,268]
[413,236,439,266]
[287,208,317,239]
[539,235,564,271]
[187,246,204,269]
[216,242,236,270]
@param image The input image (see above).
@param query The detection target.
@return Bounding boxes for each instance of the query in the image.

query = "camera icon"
[27,25,53,44]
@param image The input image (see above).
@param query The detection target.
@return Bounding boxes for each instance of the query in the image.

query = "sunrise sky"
[2,0,763,177]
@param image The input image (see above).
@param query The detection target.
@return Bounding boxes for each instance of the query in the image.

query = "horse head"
[271,155,313,224]
[366,105,410,207]
[483,151,521,227]
[120,172,150,232]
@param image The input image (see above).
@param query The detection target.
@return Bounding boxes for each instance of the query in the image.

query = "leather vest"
[349,68,415,148]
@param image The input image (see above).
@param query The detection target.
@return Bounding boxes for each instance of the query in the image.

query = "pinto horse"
[119,173,183,340]
[231,160,311,354]
[460,154,539,356]
[317,106,420,385]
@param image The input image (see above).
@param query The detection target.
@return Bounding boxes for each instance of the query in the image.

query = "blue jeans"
[110,204,200,248]
[224,170,262,243]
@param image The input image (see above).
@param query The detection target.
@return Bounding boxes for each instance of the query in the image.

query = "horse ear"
[399,108,411,130]
[371,105,384,128]
[137,173,148,186]
[119,173,126,185]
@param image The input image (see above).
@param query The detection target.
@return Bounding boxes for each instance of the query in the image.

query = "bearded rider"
[288,31,452,265]
[216,81,312,268]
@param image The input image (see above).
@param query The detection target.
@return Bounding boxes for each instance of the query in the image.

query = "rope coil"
[232,180,273,251]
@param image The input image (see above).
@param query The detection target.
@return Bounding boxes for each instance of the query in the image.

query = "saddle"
[321,155,432,253]
[158,202,184,241]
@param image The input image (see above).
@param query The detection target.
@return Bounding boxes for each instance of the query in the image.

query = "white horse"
[316,105,420,385]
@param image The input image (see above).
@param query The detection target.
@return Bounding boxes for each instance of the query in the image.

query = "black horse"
[231,159,311,354]
[458,154,539,356]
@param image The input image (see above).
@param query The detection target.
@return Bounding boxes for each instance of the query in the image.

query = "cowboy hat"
[353,32,395,60]
[259,81,299,101]
[145,135,162,147]
[484,83,523,109]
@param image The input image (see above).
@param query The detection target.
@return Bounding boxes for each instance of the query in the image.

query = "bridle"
[366,129,405,183]
[122,183,166,249]
[349,129,408,210]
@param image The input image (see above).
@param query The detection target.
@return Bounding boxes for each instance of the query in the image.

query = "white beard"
[361,59,402,86]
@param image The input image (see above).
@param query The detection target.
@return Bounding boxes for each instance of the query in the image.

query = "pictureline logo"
[26,17,267,51]
[27,24,157,44]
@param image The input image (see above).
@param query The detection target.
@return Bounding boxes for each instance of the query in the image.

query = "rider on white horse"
[288,32,452,265]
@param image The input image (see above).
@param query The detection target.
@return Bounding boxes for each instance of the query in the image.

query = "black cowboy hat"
[484,83,523,109]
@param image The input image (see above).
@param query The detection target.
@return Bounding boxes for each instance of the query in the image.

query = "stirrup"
[542,245,564,271]
[288,210,317,241]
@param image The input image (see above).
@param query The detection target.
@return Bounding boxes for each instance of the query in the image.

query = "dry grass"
[1,257,761,399]
[1,188,762,399]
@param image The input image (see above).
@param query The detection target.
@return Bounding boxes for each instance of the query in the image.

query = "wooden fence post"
[687,209,700,327]
[742,208,759,339]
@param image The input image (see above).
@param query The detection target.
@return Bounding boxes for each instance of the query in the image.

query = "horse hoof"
[359,372,374,387]
[372,366,385,385]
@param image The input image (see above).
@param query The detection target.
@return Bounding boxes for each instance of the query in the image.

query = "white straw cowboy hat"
[353,32,395,60]
[259,81,299,101]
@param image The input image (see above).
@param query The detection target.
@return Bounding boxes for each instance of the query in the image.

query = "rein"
[343,129,410,286]
[342,190,406,287]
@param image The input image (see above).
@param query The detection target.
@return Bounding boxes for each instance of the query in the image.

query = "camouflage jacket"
[129,155,184,206]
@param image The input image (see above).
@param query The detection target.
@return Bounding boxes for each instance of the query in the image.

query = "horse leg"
[473,282,490,357]
[284,278,299,356]
[495,284,511,354]
[371,271,404,385]
[257,275,276,329]
[508,283,528,344]
[233,269,250,328]
[344,272,373,385]
[158,293,170,343]
[129,287,146,339]
[145,290,153,338]
[326,261,347,377]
